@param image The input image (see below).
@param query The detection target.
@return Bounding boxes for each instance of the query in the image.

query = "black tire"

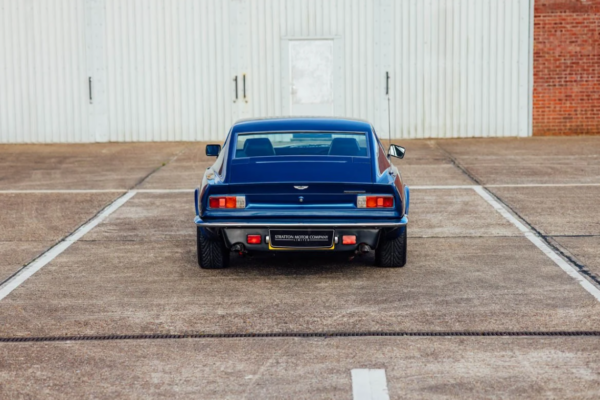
[375,227,407,268]
[197,227,230,269]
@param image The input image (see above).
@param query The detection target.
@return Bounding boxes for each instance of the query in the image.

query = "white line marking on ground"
[0,190,126,193]
[473,187,530,233]
[410,185,479,190]
[134,189,194,193]
[486,183,600,188]
[473,186,600,302]
[351,369,390,400]
[1,183,600,194]
[0,191,137,301]
[0,189,194,194]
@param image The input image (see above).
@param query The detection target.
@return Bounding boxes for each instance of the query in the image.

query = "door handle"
[386,71,390,96]
[88,77,93,104]
[233,76,238,102]
[243,74,247,102]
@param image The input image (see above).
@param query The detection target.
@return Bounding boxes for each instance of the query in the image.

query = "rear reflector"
[342,235,356,245]
[247,234,262,244]
[209,196,246,209]
[357,195,394,208]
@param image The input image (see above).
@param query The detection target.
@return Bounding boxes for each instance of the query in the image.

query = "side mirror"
[206,144,221,157]
[388,144,405,159]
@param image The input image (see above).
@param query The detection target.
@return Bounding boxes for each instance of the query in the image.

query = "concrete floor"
[0,192,122,282]
[2,337,599,399]
[1,136,600,398]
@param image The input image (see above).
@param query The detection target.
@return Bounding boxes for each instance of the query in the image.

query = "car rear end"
[195,127,408,263]
[196,179,406,251]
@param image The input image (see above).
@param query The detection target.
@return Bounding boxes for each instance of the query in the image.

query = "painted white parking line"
[0,189,194,193]
[1,183,600,194]
[0,189,126,193]
[412,183,600,189]
[134,189,194,193]
[351,369,390,400]
[473,186,600,302]
[486,183,600,188]
[0,191,137,301]
[473,187,529,233]
[410,185,478,190]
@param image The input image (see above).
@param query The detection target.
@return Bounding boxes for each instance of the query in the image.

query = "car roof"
[231,116,373,134]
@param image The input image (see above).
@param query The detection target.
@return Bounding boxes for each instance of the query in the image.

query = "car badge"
[294,186,309,190]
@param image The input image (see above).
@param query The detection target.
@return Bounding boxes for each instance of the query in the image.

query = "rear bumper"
[194,216,407,252]
[222,227,383,252]
[194,215,408,228]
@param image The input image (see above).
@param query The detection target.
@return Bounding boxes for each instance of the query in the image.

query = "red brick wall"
[533,0,600,135]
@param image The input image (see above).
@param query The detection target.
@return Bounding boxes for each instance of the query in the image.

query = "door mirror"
[388,144,405,159]
[206,144,221,157]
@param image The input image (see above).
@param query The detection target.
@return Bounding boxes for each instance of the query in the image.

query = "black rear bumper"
[222,227,384,252]
[194,216,408,252]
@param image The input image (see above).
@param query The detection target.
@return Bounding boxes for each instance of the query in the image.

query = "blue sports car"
[194,117,409,269]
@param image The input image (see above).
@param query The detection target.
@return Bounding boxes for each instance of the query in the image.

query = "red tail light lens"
[208,196,246,209]
[381,197,394,207]
[366,196,378,208]
[247,234,262,244]
[226,197,236,208]
[209,197,225,208]
[342,235,356,245]
[357,195,394,208]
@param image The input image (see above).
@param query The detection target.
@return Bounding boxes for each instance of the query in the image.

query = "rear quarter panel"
[198,130,232,216]
[371,129,406,217]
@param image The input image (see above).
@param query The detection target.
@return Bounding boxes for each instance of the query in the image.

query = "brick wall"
[533,0,600,135]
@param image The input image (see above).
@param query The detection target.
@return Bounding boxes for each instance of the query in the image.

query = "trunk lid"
[227,156,372,184]
[225,182,383,208]
[202,157,401,219]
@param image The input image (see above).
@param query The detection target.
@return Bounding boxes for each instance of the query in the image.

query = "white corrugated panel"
[0,0,532,142]
[389,0,532,138]
[103,0,235,142]
[0,0,89,143]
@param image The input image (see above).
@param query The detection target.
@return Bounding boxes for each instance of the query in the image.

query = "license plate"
[269,229,334,249]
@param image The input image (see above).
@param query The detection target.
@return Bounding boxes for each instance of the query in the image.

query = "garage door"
[0,0,532,142]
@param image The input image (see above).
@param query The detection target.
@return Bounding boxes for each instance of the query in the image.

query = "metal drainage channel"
[1,331,600,343]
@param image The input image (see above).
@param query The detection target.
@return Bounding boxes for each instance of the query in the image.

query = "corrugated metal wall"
[0,0,532,143]
[104,0,234,141]
[0,0,89,142]
[389,0,533,138]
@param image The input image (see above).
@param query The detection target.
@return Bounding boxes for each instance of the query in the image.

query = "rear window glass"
[235,132,368,158]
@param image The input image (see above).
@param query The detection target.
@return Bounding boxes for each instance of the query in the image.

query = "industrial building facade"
[0,0,541,142]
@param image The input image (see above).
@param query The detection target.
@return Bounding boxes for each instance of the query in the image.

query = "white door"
[289,40,334,116]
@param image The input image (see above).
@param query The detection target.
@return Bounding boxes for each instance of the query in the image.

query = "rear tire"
[197,227,230,269]
[375,227,407,268]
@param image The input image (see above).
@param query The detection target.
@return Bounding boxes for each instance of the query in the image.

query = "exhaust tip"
[231,243,246,253]
[358,244,372,254]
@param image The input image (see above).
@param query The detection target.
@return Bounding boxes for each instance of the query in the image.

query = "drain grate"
[2,331,600,343]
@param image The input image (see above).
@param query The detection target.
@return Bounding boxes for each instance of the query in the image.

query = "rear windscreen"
[235,132,368,158]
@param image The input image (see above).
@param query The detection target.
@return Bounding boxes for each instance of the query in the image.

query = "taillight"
[357,195,394,208]
[209,196,246,209]
[247,234,262,244]
[342,235,356,245]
